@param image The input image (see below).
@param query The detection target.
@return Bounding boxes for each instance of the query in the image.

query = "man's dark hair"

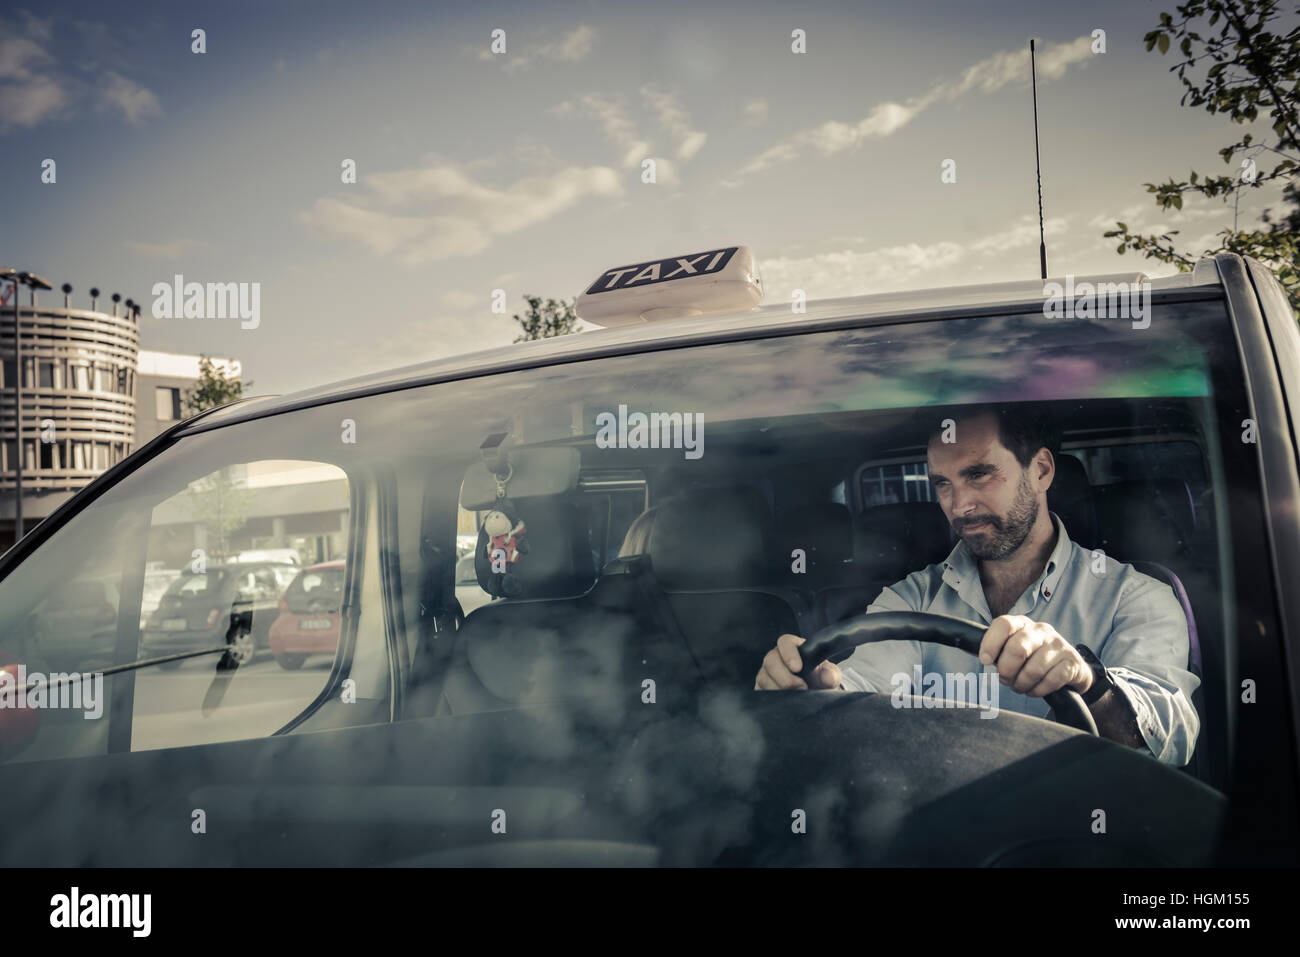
[930,404,1060,468]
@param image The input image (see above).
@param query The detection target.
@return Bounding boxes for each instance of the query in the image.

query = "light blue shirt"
[837,512,1201,766]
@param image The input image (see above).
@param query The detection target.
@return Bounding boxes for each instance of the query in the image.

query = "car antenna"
[1030,37,1048,281]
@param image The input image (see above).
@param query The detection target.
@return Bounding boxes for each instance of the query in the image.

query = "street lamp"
[3,269,52,543]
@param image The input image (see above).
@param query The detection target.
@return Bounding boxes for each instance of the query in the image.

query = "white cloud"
[759,216,1070,300]
[641,85,707,160]
[554,88,707,183]
[0,17,161,130]
[649,156,680,187]
[0,30,67,128]
[302,162,623,265]
[554,93,649,168]
[479,24,595,74]
[0,73,67,127]
[0,34,51,81]
[743,98,768,126]
[737,35,1096,180]
[99,70,161,124]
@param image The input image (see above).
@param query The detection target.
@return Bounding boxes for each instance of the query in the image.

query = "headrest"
[775,503,853,569]
[855,502,953,582]
[1093,480,1194,560]
[475,499,595,599]
[1047,453,1097,548]
[623,487,773,590]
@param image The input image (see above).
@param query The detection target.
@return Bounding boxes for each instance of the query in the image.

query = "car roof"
[303,560,346,572]
[182,259,1226,435]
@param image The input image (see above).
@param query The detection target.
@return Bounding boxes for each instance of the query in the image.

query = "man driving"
[755,405,1201,766]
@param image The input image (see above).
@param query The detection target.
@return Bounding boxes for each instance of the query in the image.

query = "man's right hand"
[755,633,844,690]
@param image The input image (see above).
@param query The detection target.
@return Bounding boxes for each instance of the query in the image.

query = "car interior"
[402,396,1228,792]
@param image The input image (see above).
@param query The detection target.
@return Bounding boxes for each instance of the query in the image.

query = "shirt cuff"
[1106,670,1164,758]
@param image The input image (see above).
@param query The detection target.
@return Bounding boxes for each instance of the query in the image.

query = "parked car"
[140,561,300,668]
[268,560,345,669]
[236,548,302,566]
[139,568,182,628]
[0,250,1297,868]
[28,575,119,673]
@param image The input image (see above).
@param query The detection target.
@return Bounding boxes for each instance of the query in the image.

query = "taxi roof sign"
[576,245,762,327]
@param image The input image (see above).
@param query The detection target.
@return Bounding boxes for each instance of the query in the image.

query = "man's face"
[927,412,1045,561]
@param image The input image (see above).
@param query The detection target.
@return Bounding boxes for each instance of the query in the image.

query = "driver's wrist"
[1074,644,1114,705]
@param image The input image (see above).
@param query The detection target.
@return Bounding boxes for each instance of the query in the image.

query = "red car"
[268,561,345,670]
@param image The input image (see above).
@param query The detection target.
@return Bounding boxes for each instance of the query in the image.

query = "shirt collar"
[941,511,1073,605]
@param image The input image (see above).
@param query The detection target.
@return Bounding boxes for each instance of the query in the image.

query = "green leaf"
[1158,33,1170,54]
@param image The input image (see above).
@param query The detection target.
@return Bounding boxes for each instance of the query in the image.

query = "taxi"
[0,246,1296,866]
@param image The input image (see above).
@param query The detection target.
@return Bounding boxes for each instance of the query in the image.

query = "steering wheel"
[798,611,1099,736]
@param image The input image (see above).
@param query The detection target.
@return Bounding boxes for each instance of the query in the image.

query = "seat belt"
[628,558,706,679]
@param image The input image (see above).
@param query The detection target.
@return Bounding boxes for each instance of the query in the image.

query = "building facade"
[0,293,240,552]
[136,351,241,447]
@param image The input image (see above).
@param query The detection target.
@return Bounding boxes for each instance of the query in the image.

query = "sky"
[2,0,1293,396]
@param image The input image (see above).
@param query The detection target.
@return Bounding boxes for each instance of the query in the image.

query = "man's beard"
[951,470,1040,560]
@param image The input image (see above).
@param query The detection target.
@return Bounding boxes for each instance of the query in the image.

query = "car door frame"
[1215,252,1300,858]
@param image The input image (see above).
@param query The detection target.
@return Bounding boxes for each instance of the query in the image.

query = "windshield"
[0,295,1280,865]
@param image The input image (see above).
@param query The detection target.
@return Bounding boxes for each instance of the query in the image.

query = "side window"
[0,451,367,764]
[132,461,352,752]
[859,462,934,507]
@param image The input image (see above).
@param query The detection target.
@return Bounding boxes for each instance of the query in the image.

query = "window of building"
[155,387,182,422]
[38,440,60,470]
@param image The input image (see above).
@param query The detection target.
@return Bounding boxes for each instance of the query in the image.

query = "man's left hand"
[978,615,1092,698]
